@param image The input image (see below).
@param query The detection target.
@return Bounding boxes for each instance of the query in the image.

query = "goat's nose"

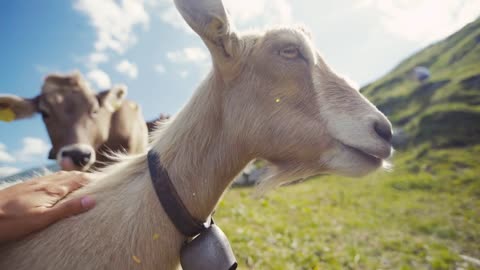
[62,150,92,167]
[374,120,393,143]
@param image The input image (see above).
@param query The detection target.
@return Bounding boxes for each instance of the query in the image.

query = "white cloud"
[165,47,211,78]
[87,69,112,89]
[224,0,292,27]
[167,47,209,64]
[0,166,20,178]
[116,60,139,79]
[159,4,193,33]
[15,137,50,162]
[154,64,166,74]
[0,143,15,163]
[159,0,293,32]
[87,52,109,67]
[178,70,189,78]
[359,0,480,44]
[74,0,150,54]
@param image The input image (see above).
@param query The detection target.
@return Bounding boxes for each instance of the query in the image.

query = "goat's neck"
[151,73,252,221]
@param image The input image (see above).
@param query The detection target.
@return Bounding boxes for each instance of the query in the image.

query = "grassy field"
[216,145,480,269]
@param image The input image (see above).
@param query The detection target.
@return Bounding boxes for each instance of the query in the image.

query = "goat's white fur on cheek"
[0,0,392,269]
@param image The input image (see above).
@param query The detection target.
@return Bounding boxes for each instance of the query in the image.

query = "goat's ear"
[98,84,128,112]
[0,95,39,122]
[174,0,235,57]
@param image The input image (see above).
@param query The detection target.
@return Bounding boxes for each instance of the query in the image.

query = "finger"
[57,173,91,193]
[40,196,96,225]
[40,173,90,199]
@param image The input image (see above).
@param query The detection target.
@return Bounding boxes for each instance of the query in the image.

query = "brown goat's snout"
[57,144,96,171]
[62,149,92,167]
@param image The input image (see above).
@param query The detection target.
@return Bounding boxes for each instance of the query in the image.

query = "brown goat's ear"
[174,0,236,59]
[0,95,39,122]
[98,84,127,113]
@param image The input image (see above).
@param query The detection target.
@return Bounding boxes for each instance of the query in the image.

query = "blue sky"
[1,0,479,177]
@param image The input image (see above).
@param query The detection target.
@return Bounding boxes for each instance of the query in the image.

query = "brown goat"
[0,72,148,171]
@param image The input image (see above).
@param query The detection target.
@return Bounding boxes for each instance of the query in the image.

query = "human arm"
[0,172,95,243]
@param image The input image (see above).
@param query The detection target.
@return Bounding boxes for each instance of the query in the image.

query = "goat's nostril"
[83,153,91,163]
[62,150,92,166]
[374,121,393,142]
[79,152,92,165]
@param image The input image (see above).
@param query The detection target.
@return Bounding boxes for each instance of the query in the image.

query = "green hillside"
[216,19,480,269]
[361,18,480,148]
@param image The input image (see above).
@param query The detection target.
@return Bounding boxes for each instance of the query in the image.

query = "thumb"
[43,196,96,224]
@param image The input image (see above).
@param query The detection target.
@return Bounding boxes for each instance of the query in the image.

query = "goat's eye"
[280,47,300,59]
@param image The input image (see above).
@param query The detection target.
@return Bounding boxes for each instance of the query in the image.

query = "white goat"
[0,0,393,269]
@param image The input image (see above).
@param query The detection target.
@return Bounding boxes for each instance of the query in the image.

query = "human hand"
[0,171,96,243]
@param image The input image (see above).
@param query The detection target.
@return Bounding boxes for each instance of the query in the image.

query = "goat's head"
[0,72,127,171]
[175,0,393,189]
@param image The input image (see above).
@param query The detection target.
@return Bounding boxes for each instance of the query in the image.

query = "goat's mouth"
[58,157,94,172]
[319,140,391,178]
[336,141,391,174]
[59,159,87,171]
[343,144,383,165]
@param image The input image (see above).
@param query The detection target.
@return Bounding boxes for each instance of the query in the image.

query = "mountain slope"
[361,17,480,148]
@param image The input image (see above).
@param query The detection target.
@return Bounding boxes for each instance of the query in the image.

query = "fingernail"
[81,196,96,209]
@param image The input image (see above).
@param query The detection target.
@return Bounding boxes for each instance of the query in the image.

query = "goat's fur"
[0,0,393,269]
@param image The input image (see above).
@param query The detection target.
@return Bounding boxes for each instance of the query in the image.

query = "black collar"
[147,150,210,237]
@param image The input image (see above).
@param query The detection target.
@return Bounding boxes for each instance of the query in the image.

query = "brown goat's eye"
[280,47,300,59]
[91,109,99,117]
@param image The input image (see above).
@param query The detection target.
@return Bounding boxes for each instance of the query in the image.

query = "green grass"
[215,146,480,269]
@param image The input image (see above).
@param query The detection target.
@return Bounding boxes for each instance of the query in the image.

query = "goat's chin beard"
[253,150,391,196]
[315,144,391,178]
[254,161,325,197]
